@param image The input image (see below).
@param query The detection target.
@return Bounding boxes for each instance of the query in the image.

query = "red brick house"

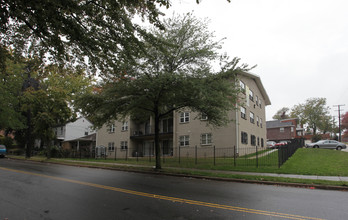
[266,119,304,141]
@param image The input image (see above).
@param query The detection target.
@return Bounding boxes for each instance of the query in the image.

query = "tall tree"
[290,97,330,135]
[1,0,172,74]
[342,112,348,138]
[76,13,253,169]
[0,48,93,157]
[272,107,290,120]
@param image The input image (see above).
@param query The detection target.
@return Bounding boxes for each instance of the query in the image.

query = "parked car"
[267,141,276,149]
[0,145,6,158]
[274,141,288,148]
[306,140,347,150]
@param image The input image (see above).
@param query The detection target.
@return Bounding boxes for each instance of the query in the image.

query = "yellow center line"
[0,166,325,220]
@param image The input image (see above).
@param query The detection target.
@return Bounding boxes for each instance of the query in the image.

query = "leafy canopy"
[76,13,254,169]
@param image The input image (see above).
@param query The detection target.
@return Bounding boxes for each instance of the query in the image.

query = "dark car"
[0,144,6,158]
[306,140,347,150]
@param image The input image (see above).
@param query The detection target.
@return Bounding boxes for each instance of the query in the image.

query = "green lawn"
[8,148,348,176]
[279,148,348,176]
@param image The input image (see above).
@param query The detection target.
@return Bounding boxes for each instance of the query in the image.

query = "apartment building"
[96,71,271,158]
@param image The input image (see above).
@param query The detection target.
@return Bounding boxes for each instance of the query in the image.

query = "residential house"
[266,118,304,142]
[96,71,271,158]
[54,117,96,150]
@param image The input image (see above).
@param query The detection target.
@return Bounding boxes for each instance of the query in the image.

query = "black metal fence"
[10,138,304,168]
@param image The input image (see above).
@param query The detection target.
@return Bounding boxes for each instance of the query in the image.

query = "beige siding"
[96,72,270,158]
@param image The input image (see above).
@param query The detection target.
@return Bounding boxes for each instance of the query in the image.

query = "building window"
[291,127,294,132]
[257,116,259,127]
[108,142,115,151]
[240,106,246,119]
[259,99,262,108]
[107,124,115,133]
[121,121,128,131]
[257,137,260,146]
[261,138,264,147]
[180,112,190,123]
[201,133,212,145]
[241,132,248,144]
[240,80,246,94]
[256,95,259,106]
[280,127,285,132]
[251,135,256,146]
[260,118,263,128]
[250,112,255,124]
[162,118,173,133]
[179,135,190,147]
[201,113,208,120]
[120,141,128,150]
[249,89,254,102]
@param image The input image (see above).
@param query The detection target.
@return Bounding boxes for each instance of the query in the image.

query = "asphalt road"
[1,159,348,220]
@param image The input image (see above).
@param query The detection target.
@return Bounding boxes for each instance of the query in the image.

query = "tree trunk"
[154,111,161,169]
[25,109,32,158]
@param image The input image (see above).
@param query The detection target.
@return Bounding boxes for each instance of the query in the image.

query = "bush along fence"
[22,138,305,169]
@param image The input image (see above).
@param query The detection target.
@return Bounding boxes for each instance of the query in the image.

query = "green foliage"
[0,136,13,148]
[0,48,93,157]
[77,13,254,169]
[290,97,330,134]
[272,107,290,120]
[311,134,322,142]
[0,0,173,74]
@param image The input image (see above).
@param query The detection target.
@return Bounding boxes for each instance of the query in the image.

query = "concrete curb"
[5,157,348,192]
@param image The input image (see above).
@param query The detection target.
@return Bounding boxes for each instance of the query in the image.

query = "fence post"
[213,145,216,166]
[115,147,117,161]
[195,145,197,165]
[179,145,181,164]
[234,145,236,167]
[162,144,165,164]
[278,148,282,168]
[256,145,258,168]
[136,151,139,162]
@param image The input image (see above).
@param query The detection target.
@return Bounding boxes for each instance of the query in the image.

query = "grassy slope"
[280,148,348,176]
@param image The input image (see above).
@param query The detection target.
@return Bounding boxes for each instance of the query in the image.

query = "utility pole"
[333,104,345,142]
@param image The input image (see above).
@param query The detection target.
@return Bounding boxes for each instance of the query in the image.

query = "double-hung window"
[250,112,255,124]
[180,112,190,123]
[179,135,190,147]
[239,80,246,94]
[108,142,115,151]
[251,135,256,146]
[121,121,128,131]
[240,106,246,119]
[108,124,115,133]
[120,141,128,150]
[201,133,212,145]
[241,132,248,144]
[249,90,254,102]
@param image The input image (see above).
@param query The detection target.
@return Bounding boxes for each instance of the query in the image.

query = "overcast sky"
[161,0,348,121]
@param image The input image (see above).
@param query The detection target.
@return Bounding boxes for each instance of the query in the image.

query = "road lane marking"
[0,166,325,220]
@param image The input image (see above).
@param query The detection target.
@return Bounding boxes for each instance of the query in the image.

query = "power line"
[333,104,345,142]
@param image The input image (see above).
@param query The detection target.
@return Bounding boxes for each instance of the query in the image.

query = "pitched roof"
[238,71,271,106]
[266,120,294,129]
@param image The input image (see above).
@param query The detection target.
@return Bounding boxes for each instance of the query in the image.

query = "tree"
[290,98,330,135]
[0,48,93,157]
[272,107,290,120]
[342,112,348,138]
[1,0,173,74]
[76,13,253,169]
